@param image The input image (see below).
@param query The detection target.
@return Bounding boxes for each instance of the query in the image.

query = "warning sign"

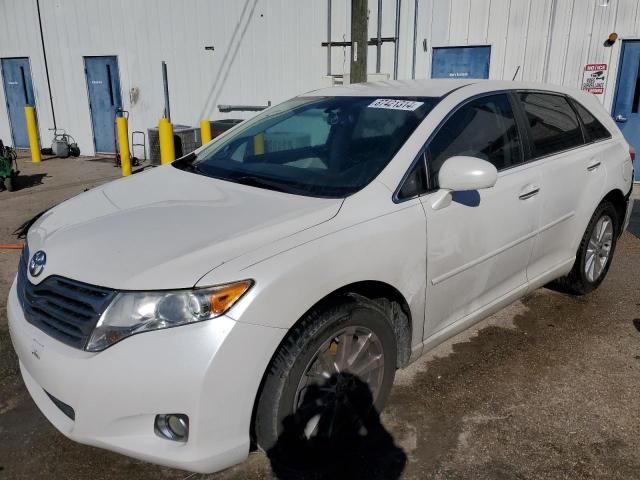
[582,64,607,95]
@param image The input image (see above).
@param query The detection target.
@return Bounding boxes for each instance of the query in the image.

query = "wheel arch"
[601,188,628,235]
[248,279,413,449]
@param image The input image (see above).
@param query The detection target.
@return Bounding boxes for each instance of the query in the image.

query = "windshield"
[174,96,439,197]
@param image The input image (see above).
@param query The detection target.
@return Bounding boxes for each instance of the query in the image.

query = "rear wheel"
[554,201,619,295]
[254,295,398,453]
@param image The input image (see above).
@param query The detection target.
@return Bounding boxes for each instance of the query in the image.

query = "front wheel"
[554,201,619,295]
[254,295,398,455]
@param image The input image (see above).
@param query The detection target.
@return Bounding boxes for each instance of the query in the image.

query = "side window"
[427,94,523,187]
[571,100,611,142]
[397,154,428,200]
[518,92,584,157]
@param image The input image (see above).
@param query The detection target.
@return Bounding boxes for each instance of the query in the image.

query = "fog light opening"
[155,414,189,442]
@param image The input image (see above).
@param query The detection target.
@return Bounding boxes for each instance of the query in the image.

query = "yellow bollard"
[24,106,41,163]
[158,117,175,164]
[200,119,212,145]
[116,116,131,176]
[253,133,265,155]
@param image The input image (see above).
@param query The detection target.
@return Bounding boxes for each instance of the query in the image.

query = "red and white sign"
[582,64,608,95]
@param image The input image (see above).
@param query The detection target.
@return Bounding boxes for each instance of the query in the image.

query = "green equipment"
[0,139,18,192]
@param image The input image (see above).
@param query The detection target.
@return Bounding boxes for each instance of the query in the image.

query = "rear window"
[571,100,612,142]
[518,92,584,157]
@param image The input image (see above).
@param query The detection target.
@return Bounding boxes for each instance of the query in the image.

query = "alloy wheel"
[585,214,614,283]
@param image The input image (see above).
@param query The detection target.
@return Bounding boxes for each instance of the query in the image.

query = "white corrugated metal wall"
[0,0,639,156]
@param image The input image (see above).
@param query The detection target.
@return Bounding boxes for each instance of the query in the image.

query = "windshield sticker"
[368,99,424,111]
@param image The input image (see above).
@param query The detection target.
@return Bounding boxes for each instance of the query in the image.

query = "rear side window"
[427,94,523,186]
[518,92,584,157]
[571,100,612,142]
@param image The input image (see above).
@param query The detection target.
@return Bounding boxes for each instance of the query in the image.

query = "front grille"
[17,247,116,350]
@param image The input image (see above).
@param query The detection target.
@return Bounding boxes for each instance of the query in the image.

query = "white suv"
[8,80,635,473]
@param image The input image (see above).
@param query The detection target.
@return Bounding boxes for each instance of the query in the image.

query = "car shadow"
[266,373,406,480]
[451,190,481,207]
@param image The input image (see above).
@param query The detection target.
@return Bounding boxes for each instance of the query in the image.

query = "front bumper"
[7,277,285,473]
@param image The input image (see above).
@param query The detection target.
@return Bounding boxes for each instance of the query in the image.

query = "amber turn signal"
[209,280,253,315]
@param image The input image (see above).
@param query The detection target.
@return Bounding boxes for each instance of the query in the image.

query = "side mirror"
[432,156,498,210]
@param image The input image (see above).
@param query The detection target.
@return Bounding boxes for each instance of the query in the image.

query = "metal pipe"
[35,0,56,129]
[411,0,418,79]
[376,0,383,73]
[162,61,171,121]
[393,0,402,79]
[218,102,271,113]
[542,0,558,82]
[327,0,332,75]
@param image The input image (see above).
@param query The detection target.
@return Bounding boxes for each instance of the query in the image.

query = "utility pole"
[350,0,368,84]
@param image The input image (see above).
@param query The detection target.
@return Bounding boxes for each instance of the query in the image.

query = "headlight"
[86,280,253,352]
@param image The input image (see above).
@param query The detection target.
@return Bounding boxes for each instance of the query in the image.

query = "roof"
[305,79,583,99]
[306,79,473,98]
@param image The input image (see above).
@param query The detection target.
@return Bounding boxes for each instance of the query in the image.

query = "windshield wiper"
[172,153,200,173]
[232,175,292,193]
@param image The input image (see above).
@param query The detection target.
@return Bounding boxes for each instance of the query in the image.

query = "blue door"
[613,41,640,182]
[84,56,121,153]
[1,58,36,148]
[431,46,491,80]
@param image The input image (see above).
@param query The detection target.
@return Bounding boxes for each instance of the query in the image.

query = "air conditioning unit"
[147,125,200,165]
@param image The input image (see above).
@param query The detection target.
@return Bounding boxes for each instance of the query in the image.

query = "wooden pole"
[350,0,368,84]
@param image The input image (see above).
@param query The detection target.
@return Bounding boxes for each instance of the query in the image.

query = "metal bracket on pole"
[322,0,402,79]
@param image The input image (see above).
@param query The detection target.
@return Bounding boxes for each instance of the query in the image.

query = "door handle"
[587,160,601,171]
[519,185,540,200]
[615,114,628,123]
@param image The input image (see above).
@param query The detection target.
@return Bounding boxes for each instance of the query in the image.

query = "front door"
[613,40,640,182]
[1,58,36,148]
[84,56,121,153]
[420,93,539,338]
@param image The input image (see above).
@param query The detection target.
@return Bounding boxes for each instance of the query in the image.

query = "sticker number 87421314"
[368,99,424,111]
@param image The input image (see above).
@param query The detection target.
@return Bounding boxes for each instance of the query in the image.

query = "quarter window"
[427,94,523,187]
[397,154,428,200]
[518,92,584,157]
[571,100,611,143]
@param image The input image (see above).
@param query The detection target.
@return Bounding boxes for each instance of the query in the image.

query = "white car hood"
[26,166,342,289]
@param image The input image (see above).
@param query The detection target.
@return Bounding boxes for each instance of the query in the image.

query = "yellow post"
[24,106,41,163]
[253,133,265,155]
[116,116,131,176]
[200,119,212,145]
[158,117,175,164]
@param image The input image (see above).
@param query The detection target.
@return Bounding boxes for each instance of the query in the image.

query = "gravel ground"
[0,155,639,479]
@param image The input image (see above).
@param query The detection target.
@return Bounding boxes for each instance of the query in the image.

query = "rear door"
[84,56,122,153]
[1,57,36,148]
[417,93,539,337]
[516,92,607,282]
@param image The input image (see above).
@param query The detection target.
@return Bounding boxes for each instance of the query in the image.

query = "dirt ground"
[0,154,639,479]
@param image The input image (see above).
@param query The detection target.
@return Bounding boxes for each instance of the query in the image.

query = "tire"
[254,294,398,453]
[553,201,619,295]
[5,176,13,192]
